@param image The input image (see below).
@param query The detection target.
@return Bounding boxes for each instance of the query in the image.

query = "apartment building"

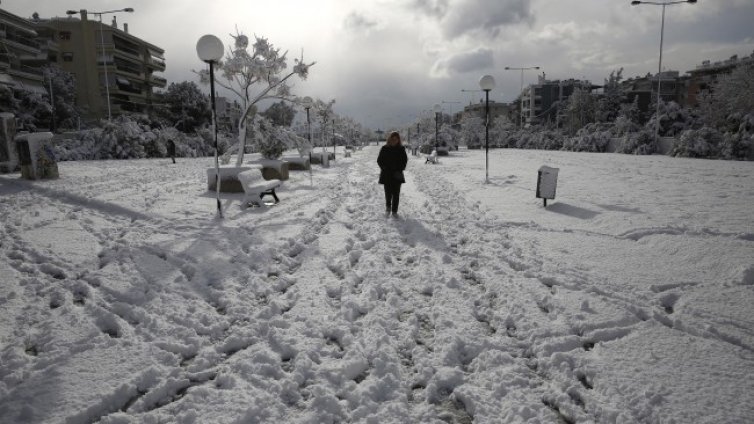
[33,10,166,120]
[0,8,50,93]
[521,77,597,127]
[461,100,514,125]
[686,51,754,106]
[216,96,242,133]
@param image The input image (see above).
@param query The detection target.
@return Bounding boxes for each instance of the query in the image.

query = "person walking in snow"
[167,139,176,164]
[377,131,408,218]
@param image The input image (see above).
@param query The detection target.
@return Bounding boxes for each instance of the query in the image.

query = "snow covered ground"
[1,146,753,423]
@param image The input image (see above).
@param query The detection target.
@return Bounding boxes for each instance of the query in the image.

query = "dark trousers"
[384,183,401,213]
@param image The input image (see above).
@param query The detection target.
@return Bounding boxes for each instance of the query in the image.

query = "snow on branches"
[195,29,316,166]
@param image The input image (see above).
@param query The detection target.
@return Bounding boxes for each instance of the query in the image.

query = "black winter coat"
[377,145,408,185]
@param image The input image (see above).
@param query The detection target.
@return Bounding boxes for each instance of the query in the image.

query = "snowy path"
[1,148,753,423]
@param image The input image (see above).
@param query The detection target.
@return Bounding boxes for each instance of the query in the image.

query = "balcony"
[147,57,165,71]
[2,34,40,54]
[8,64,44,81]
[148,74,167,87]
[113,48,142,64]
[113,57,143,78]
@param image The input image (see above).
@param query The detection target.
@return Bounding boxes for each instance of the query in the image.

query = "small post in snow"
[536,166,559,207]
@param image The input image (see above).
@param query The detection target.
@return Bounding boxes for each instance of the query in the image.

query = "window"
[59,31,72,41]
[62,52,74,62]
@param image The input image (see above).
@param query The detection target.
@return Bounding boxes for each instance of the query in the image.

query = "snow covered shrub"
[618,129,655,155]
[97,117,148,159]
[530,130,564,150]
[52,130,100,161]
[672,127,722,158]
[562,123,611,152]
[51,115,224,161]
[611,115,641,138]
[646,101,700,137]
[253,117,286,159]
[719,132,752,160]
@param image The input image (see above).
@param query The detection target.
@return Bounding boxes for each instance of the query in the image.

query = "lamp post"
[631,0,696,145]
[196,34,224,218]
[433,103,441,154]
[461,89,482,106]
[320,110,328,155]
[479,75,495,184]
[66,8,134,122]
[505,66,540,128]
[302,96,313,185]
[442,100,461,121]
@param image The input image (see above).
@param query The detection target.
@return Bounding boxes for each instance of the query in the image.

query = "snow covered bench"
[425,150,438,164]
[281,156,310,171]
[206,165,261,193]
[238,169,282,208]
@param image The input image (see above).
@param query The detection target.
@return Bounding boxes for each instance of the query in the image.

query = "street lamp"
[302,96,313,184]
[631,0,697,145]
[433,103,441,154]
[196,34,225,218]
[461,89,482,105]
[505,66,540,128]
[66,8,134,122]
[479,75,495,184]
[442,100,461,123]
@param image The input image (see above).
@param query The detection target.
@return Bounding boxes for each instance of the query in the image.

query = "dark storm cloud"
[343,11,378,32]
[664,1,754,46]
[433,47,494,75]
[442,0,533,39]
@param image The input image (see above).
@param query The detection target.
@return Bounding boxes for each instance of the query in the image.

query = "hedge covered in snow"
[52,115,231,161]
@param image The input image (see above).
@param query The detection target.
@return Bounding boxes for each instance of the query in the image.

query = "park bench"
[237,169,282,208]
[425,150,438,164]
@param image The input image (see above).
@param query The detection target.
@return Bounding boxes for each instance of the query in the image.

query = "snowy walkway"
[1,147,753,423]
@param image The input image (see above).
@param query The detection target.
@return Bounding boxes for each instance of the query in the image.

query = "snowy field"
[1,146,753,423]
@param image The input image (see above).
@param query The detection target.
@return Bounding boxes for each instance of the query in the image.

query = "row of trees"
[407,64,753,160]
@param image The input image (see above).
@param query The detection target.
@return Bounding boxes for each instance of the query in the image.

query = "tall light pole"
[479,75,495,184]
[196,34,225,218]
[631,0,696,145]
[433,103,441,153]
[505,66,540,128]
[302,96,313,185]
[442,100,461,120]
[66,8,134,122]
[461,89,482,105]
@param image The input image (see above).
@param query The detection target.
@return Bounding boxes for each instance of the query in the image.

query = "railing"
[113,47,142,62]
[113,58,143,77]
[149,57,165,69]
[3,31,40,49]
[8,64,44,80]
[149,75,167,86]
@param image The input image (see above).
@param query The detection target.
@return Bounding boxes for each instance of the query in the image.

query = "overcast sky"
[5,0,754,129]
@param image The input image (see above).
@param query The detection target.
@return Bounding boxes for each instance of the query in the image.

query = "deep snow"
[1,146,753,423]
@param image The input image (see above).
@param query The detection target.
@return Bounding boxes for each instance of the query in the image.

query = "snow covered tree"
[563,88,595,134]
[261,101,296,127]
[698,63,754,132]
[460,115,484,148]
[43,65,80,130]
[313,98,336,151]
[195,31,315,167]
[595,68,624,124]
[646,100,700,137]
[155,81,211,133]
